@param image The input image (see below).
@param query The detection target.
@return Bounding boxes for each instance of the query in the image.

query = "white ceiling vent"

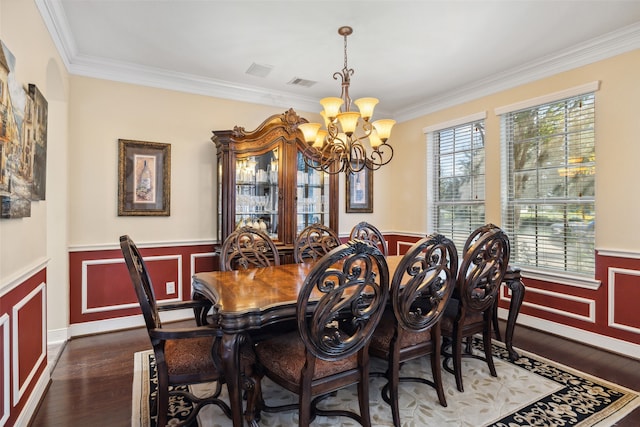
[287,77,316,88]
[246,63,273,78]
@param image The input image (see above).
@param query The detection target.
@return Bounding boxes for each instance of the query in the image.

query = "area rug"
[132,338,640,426]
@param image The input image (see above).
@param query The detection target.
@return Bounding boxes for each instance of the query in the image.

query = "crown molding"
[395,22,640,122]
[36,1,640,123]
[35,0,76,70]
[67,53,322,114]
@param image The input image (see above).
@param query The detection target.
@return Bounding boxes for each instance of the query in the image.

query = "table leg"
[502,268,525,361]
[221,332,245,427]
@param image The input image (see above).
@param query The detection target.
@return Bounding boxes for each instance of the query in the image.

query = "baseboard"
[15,367,50,427]
[47,327,68,345]
[497,308,640,360]
[68,309,194,338]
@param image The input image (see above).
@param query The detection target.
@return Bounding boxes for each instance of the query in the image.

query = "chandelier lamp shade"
[298,26,396,175]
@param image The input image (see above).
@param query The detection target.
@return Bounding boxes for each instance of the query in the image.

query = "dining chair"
[220,226,280,271]
[293,222,340,263]
[248,240,390,427]
[349,221,388,256]
[120,235,259,427]
[369,233,458,427]
[194,226,281,325]
[440,224,510,392]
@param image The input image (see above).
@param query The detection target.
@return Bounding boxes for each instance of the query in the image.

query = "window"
[501,92,595,277]
[427,118,486,251]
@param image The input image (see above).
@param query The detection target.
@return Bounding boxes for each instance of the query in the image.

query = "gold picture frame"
[118,139,171,216]
[346,164,373,213]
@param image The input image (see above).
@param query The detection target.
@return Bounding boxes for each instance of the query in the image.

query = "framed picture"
[346,164,373,213]
[118,139,171,216]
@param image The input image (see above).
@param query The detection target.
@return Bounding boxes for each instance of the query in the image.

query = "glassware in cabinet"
[295,151,330,234]
[234,149,279,239]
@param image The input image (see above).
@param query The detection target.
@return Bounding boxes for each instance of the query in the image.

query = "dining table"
[191,255,524,427]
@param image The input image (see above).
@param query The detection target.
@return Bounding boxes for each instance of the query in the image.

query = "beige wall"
[66,75,393,246]
[68,77,280,245]
[389,49,640,252]
[0,0,70,331]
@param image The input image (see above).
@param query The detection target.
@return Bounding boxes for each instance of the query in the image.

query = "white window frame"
[425,112,486,251]
[496,82,601,289]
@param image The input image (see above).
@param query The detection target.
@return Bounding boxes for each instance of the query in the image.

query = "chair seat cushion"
[370,310,433,351]
[255,332,358,384]
[165,336,256,378]
[165,336,218,377]
[440,310,484,334]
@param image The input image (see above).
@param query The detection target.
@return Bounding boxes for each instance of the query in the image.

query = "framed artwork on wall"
[0,40,49,218]
[118,139,171,216]
[346,163,373,213]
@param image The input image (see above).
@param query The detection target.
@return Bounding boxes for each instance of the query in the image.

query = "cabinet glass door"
[296,151,330,234]
[217,161,223,242]
[235,148,279,240]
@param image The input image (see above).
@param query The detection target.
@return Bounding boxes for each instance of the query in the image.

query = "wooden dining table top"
[192,255,403,332]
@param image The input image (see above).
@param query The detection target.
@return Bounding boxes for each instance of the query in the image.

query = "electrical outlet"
[166,281,176,294]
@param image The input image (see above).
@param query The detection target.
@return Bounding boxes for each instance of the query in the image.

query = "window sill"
[516,267,601,290]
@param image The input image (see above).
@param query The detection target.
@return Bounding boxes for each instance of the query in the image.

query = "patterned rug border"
[133,338,640,427]
[484,341,640,427]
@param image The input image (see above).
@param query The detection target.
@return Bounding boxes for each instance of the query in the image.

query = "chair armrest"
[157,299,212,312]
[149,325,220,340]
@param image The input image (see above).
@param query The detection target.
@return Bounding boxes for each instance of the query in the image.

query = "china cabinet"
[212,108,339,255]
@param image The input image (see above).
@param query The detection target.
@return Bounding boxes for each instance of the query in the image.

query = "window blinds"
[502,93,595,276]
[432,121,486,251]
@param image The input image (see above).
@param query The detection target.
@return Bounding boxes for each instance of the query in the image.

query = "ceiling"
[36,1,640,122]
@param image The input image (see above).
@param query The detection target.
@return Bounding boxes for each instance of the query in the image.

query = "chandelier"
[298,26,396,175]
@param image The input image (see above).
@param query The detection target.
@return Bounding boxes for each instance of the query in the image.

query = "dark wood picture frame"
[346,164,373,213]
[118,139,171,216]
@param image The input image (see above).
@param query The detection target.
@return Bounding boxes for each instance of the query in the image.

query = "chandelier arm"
[368,143,394,167]
[350,140,367,169]
[301,140,348,175]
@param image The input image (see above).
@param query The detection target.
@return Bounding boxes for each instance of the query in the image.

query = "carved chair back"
[391,233,458,334]
[457,224,510,314]
[220,226,280,271]
[293,223,340,263]
[349,221,388,256]
[297,239,390,361]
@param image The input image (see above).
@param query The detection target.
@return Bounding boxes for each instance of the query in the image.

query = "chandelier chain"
[343,30,349,71]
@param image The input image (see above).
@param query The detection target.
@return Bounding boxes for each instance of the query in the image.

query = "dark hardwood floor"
[29,320,640,426]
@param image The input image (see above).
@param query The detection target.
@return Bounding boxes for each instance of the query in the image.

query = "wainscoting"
[68,241,217,336]
[0,262,49,426]
[66,234,640,360]
[384,233,640,359]
[9,232,635,426]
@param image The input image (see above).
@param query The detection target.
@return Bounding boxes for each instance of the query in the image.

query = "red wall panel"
[0,314,8,424]
[16,293,44,385]
[0,268,47,426]
[84,261,136,308]
[69,244,216,324]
